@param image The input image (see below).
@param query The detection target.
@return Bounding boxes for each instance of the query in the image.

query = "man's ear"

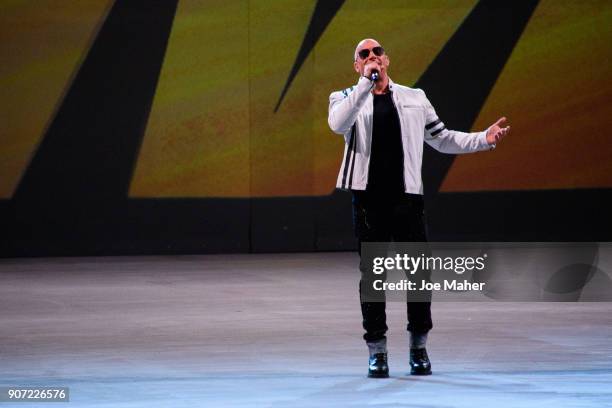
[354,60,360,74]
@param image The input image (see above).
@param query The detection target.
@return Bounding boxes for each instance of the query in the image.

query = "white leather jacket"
[328,76,492,194]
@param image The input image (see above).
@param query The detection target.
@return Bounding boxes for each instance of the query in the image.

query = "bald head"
[352,38,390,85]
[354,38,381,61]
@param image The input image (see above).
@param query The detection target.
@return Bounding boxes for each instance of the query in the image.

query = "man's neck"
[372,77,390,95]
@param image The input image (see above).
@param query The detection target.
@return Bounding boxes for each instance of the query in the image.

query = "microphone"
[370,70,379,81]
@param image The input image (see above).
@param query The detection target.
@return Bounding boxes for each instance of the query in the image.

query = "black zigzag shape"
[274,0,345,112]
[418,0,540,195]
[13,0,179,211]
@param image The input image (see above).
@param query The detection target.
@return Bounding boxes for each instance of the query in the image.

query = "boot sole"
[368,372,389,378]
[410,369,432,376]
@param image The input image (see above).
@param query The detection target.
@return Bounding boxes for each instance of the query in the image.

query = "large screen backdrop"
[1,0,611,256]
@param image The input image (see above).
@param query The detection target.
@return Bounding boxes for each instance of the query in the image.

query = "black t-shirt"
[366,92,404,194]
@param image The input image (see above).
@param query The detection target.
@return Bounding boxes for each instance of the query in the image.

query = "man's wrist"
[479,130,495,150]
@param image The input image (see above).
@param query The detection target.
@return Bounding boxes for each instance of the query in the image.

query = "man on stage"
[327,38,509,378]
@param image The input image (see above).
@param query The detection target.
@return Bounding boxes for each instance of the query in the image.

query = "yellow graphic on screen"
[441,0,612,192]
[0,0,113,199]
[1,1,611,199]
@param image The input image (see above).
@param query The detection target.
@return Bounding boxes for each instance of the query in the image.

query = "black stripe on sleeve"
[430,126,446,137]
[425,118,442,130]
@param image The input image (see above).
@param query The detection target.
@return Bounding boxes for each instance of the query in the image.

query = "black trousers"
[352,190,433,342]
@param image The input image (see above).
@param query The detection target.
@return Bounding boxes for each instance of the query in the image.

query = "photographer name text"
[373,279,485,291]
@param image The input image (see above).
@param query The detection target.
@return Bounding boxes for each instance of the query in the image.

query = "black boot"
[409,348,431,375]
[368,352,389,378]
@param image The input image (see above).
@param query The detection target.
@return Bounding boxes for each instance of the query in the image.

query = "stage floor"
[1,252,611,407]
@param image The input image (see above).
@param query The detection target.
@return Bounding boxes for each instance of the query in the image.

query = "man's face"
[353,39,390,76]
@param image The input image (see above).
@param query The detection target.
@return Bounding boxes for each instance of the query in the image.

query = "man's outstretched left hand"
[486,117,510,145]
